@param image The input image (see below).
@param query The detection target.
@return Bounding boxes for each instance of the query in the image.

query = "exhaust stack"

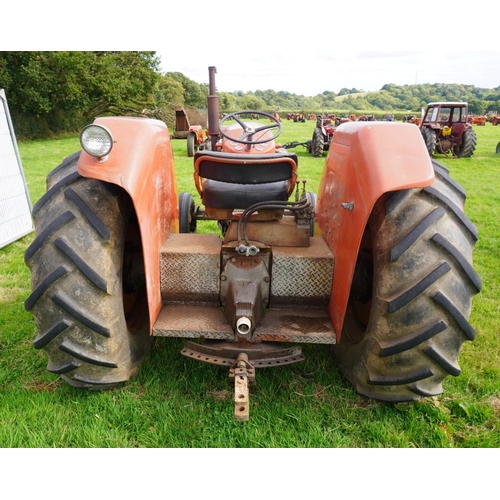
[207,66,219,150]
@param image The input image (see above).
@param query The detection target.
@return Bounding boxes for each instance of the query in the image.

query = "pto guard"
[77,116,178,332]
[316,121,435,337]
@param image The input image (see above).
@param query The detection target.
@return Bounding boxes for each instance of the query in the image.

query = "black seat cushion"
[201,180,289,209]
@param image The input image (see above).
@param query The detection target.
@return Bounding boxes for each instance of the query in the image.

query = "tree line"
[1,51,499,139]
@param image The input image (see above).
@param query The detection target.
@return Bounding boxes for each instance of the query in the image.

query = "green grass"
[1,120,499,449]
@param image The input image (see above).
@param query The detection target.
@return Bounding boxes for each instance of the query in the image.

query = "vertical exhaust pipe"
[207,66,219,150]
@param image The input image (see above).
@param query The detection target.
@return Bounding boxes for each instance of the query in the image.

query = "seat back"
[194,151,298,209]
[194,151,298,196]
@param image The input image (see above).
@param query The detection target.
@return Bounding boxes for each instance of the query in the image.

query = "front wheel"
[333,159,481,402]
[25,153,152,389]
[178,192,197,233]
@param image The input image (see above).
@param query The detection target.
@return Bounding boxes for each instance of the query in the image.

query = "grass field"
[1,118,499,451]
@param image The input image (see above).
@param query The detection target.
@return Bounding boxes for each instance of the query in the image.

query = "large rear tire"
[421,127,436,156]
[333,159,481,402]
[311,128,324,157]
[25,153,152,389]
[187,132,196,158]
[455,128,477,158]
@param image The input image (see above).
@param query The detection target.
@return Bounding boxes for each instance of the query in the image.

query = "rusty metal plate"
[153,305,234,339]
[224,216,310,247]
[270,237,334,308]
[160,233,221,304]
[180,340,304,367]
[253,309,337,344]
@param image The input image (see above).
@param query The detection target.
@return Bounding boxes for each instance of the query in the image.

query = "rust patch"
[208,389,231,401]
[24,380,60,392]
[489,396,500,414]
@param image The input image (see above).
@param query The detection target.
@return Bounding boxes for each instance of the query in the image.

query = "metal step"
[153,305,337,344]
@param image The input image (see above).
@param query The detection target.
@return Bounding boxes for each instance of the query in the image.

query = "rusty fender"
[316,121,435,338]
[78,116,178,332]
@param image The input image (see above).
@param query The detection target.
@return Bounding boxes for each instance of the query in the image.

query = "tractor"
[25,67,481,421]
[419,102,477,158]
[187,125,210,158]
[309,114,336,157]
[173,106,210,157]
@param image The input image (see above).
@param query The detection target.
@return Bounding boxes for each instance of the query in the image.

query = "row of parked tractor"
[295,102,491,158]
[176,102,498,160]
[287,111,500,126]
[287,111,390,123]
[281,106,497,158]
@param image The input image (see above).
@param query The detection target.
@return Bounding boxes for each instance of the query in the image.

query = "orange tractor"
[25,67,481,421]
[467,115,486,126]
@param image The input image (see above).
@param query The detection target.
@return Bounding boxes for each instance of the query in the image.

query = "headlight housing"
[80,124,114,160]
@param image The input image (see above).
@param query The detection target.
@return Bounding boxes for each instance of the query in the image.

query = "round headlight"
[80,124,114,159]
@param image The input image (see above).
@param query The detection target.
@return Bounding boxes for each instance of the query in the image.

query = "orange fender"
[316,121,434,338]
[188,124,205,144]
[78,117,178,332]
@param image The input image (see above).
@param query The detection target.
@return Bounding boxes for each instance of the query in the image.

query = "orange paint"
[316,121,435,337]
[78,117,178,332]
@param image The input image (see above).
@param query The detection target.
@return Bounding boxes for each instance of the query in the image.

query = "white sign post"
[0,89,34,248]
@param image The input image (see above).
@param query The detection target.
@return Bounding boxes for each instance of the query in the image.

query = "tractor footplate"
[181,340,304,367]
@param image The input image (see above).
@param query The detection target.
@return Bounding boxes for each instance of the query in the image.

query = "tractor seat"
[194,150,298,209]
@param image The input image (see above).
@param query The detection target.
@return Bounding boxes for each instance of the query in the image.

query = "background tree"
[468,98,487,115]
[218,92,237,112]
[0,51,161,138]
[239,94,267,110]
[165,72,207,108]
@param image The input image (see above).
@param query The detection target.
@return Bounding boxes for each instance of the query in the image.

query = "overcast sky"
[158,51,500,96]
[4,1,499,96]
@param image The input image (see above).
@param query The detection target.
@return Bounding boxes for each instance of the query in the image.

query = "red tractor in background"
[309,114,336,156]
[419,102,477,158]
[25,67,481,421]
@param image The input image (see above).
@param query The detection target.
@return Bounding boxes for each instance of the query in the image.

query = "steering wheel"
[219,110,282,145]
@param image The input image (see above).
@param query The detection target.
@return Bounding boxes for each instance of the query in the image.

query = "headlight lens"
[80,124,114,158]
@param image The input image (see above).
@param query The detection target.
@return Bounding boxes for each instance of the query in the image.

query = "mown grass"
[1,119,499,448]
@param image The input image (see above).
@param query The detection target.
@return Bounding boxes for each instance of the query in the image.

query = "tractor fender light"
[80,124,114,161]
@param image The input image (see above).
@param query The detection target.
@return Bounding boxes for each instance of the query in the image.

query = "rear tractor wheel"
[455,128,477,158]
[25,153,152,389]
[187,132,196,158]
[333,159,481,402]
[311,128,324,157]
[421,127,436,156]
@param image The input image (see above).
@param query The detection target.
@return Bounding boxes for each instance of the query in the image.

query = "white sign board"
[0,89,34,248]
